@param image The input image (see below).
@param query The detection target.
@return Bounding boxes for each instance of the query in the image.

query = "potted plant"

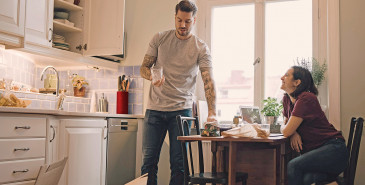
[261,97,283,125]
[296,57,327,87]
[72,75,88,97]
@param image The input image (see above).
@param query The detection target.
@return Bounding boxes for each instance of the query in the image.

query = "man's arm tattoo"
[201,68,216,116]
[140,55,157,80]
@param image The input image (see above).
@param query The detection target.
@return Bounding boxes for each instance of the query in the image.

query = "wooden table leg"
[276,144,281,185]
[228,141,237,185]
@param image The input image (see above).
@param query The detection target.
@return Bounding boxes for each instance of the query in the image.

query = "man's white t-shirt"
[146,29,212,111]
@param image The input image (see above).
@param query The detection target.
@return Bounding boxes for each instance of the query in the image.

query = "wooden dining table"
[177,134,291,185]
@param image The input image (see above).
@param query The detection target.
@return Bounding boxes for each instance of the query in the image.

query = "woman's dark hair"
[290,66,318,98]
[175,0,198,16]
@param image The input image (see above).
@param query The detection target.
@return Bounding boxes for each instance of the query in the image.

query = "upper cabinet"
[1,0,125,71]
[52,0,125,56]
[25,0,54,48]
[0,0,25,48]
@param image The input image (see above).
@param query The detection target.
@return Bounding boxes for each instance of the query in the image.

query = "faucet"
[40,66,64,110]
[40,66,59,97]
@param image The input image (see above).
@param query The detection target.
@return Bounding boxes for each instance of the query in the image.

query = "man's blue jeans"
[141,109,192,185]
[287,138,349,185]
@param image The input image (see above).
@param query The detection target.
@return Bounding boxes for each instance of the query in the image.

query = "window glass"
[211,4,255,121]
[265,0,313,101]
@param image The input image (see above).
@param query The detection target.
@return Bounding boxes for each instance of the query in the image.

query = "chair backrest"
[176,115,204,178]
[35,157,68,185]
[344,117,363,185]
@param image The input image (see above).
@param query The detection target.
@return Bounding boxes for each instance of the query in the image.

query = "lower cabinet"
[0,113,46,185]
[58,118,107,185]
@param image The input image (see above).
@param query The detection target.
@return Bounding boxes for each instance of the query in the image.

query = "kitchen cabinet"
[0,113,47,184]
[12,0,125,71]
[52,0,125,56]
[58,118,107,185]
[46,116,59,164]
[24,0,54,48]
[0,0,25,48]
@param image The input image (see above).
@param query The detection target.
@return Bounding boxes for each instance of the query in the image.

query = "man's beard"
[177,28,189,36]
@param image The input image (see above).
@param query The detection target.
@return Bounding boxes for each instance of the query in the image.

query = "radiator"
[190,140,212,172]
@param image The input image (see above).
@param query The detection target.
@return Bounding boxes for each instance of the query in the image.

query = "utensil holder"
[117,91,128,114]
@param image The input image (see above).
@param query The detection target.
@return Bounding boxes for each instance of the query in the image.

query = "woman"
[280,66,348,185]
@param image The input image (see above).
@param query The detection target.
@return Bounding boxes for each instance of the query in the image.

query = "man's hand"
[151,76,165,87]
[290,132,303,153]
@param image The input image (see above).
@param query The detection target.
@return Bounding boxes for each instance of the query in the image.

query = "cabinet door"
[24,0,54,47]
[0,0,25,47]
[46,118,59,164]
[82,0,125,56]
[59,119,107,185]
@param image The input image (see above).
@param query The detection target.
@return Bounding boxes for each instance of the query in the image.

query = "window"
[197,0,317,121]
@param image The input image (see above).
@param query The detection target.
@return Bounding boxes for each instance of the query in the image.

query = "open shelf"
[53,21,82,33]
[54,0,83,11]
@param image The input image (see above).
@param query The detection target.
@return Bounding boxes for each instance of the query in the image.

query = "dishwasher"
[106,118,138,185]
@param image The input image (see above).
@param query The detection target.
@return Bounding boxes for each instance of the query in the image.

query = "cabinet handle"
[15,126,31,129]
[76,45,83,51]
[48,28,53,42]
[50,125,56,142]
[14,148,30,151]
[83,44,87,50]
[103,126,107,140]
[13,169,29,173]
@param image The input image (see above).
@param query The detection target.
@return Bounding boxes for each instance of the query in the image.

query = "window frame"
[195,0,340,126]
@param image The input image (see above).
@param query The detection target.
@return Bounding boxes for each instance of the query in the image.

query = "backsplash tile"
[0,49,144,115]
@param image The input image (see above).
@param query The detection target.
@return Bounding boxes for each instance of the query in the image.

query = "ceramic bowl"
[54,11,69,20]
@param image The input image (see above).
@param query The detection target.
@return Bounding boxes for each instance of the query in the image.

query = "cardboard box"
[125,173,148,185]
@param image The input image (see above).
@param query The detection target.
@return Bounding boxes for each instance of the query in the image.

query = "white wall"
[340,0,365,184]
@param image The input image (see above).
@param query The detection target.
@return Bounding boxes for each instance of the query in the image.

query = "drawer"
[0,117,46,138]
[0,138,46,161]
[0,158,44,184]
[3,180,36,185]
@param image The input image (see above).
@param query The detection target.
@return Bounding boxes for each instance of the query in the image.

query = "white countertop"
[0,107,144,118]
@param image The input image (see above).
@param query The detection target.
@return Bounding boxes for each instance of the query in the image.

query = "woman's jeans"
[141,109,192,185]
[287,138,349,185]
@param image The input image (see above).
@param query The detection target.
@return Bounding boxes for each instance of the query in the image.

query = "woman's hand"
[290,132,303,153]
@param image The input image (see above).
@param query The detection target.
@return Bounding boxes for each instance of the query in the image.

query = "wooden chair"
[316,117,363,185]
[34,157,68,185]
[176,115,248,185]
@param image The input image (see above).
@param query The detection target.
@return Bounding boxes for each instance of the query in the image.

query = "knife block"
[117,91,128,114]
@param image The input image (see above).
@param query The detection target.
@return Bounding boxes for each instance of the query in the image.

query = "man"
[140,1,217,184]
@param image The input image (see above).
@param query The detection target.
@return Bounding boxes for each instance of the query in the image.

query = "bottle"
[98,93,108,112]
[90,90,97,113]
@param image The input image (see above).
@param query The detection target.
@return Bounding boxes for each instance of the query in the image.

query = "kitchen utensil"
[118,76,122,91]
[125,79,130,92]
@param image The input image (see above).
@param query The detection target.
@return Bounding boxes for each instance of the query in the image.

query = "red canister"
[116,91,128,114]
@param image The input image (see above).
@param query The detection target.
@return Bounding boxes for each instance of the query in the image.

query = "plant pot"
[264,116,278,125]
[74,87,86,97]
